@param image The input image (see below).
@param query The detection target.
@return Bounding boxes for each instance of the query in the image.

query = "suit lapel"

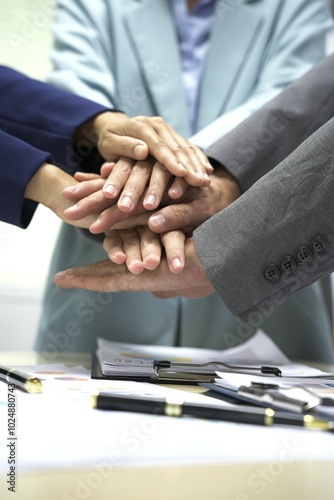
[196,1,263,131]
[124,0,190,137]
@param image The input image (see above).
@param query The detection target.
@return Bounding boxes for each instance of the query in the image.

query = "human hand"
[62,155,193,225]
[54,237,215,299]
[88,165,242,234]
[24,163,98,228]
[103,226,186,274]
[77,111,213,186]
[147,165,242,234]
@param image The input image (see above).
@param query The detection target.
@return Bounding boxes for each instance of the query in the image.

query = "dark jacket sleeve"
[205,53,334,192]
[0,66,109,227]
[194,118,334,322]
[0,131,52,228]
[195,52,334,323]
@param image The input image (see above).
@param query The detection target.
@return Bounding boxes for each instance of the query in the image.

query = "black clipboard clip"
[154,360,282,381]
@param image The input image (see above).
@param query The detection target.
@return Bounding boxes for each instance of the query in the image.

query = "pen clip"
[238,385,310,413]
[250,381,280,390]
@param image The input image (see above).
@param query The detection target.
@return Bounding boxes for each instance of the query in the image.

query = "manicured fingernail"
[178,163,187,174]
[89,217,102,231]
[169,185,182,198]
[119,195,133,209]
[104,184,118,197]
[172,258,183,270]
[129,259,144,274]
[130,259,142,266]
[55,270,73,280]
[143,253,159,270]
[145,253,159,262]
[134,144,147,156]
[111,251,125,264]
[64,185,79,192]
[149,214,167,231]
[64,204,78,214]
[145,194,157,207]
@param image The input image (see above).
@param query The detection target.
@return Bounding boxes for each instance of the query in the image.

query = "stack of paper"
[95,330,290,381]
[95,330,334,416]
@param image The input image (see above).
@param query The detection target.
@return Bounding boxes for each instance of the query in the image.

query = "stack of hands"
[26,111,241,296]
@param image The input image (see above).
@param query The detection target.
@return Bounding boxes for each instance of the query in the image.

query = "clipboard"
[91,333,291,384]
[91,352,281,384]
[91,352,216,384]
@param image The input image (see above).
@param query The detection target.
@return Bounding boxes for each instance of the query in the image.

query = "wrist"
[75,111,124,146]
[211,163,243,198]
[25,163,76,210]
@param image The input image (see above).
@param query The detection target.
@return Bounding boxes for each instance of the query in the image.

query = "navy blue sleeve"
[0,66,109,170]
[0,66,110,227]
[0,131,51,227]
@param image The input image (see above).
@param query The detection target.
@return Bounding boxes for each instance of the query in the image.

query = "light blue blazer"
[36,0,334,362]
[47,0,332,145]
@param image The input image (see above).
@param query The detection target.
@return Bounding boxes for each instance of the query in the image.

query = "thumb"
[148,204,194,233]
[99,136,149,162]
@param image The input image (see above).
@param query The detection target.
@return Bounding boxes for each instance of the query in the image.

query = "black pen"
[92,392,334,432]
[0,365,43,393]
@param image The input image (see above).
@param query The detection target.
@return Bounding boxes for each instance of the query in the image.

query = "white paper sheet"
[97,329,289,376]
[1,333,334,477]
[1,366,334,475]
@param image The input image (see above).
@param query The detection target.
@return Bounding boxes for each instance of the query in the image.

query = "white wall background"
[0,0,334,350]
[0,0,59,350]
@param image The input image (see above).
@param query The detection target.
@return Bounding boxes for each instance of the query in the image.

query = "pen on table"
[91,392,334,432]
[0,365,43,393]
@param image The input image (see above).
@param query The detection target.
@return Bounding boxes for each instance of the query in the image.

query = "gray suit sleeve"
[205,54,334,192]
[194,113,334,324]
